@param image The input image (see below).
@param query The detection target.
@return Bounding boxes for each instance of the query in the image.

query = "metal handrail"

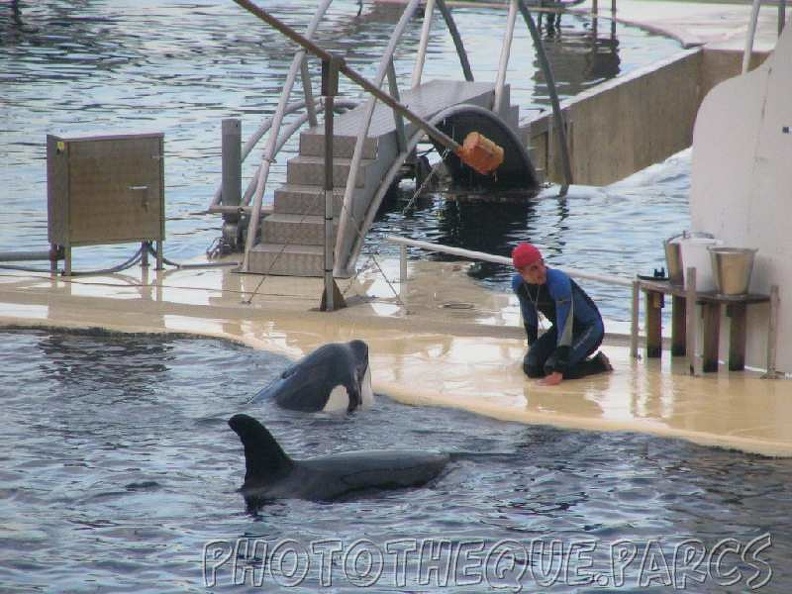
[494,0,519,115]
[385,235,640,357]
[225,0,575,277]
[240,0,333,272]
[412,0,437,89]
[334,0,519,274]
[333,0,424,278]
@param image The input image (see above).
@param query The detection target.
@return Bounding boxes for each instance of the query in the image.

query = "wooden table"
[638,278,771,372]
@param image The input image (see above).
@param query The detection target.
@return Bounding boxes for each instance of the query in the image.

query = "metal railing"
[386,235,641,358]
[218,0,574,274]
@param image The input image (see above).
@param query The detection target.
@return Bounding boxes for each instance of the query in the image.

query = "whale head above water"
[250,339,374,413]
[227,413,449,504]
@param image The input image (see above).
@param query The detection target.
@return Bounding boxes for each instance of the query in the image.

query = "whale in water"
[227,413,449,503]
[250,340,374,413]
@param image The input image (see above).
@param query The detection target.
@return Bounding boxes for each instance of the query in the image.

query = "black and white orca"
[251,339,374,413]
[227,413,449,504]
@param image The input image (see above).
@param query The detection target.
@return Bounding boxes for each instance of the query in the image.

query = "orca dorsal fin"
[228,414,294,486]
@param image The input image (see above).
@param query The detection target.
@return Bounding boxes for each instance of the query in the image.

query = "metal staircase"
[249,80,519,277]
[213,0,572,279]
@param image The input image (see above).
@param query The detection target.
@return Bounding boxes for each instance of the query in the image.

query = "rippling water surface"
[2,0,687,320]
[5,4,778,592]
[2,328,791,593]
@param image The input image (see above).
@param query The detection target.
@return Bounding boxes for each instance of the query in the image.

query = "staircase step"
[299,132,378,159]
[247,243,324,277]
[273,184,345,217]
[260,213,337,246]
[287,155,368,188]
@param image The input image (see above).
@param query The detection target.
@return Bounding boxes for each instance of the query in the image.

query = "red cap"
[512,243,542,269]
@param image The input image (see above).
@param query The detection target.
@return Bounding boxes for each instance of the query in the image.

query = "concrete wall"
[523,47,769,186]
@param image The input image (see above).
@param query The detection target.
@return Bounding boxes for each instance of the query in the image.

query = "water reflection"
[37,329,171,393]
[1,0,684,319]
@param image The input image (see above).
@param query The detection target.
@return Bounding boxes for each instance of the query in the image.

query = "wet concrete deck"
[2,0,791,456]
[2,255,791,457]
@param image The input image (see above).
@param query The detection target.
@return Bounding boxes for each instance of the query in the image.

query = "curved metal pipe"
[334,0,424,272]
[517,0,573,192]
[436,0,473,82]
[494,0,518,115]
[237,99,359,207]
[337,102,537,275]
[241,0,333,272]
[335,127,427,276]
[412,0,437,88]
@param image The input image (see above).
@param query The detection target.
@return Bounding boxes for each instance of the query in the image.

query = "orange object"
[456,131,504,175]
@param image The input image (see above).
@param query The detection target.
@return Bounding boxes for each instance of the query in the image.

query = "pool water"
[1,0,686,323]
[2,328,791,592]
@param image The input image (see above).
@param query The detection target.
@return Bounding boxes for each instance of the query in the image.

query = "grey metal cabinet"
[47,132,164,274]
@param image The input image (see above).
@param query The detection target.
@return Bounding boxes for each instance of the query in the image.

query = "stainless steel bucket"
[663,231,715,286]
[709,247,757,295]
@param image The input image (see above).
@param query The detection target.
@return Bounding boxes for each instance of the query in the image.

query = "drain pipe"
[0,250,53,262]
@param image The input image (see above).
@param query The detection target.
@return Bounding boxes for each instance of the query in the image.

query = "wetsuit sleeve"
[512,273,538,343]
[547,269,574,374]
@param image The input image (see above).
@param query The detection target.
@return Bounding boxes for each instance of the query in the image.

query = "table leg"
[645,290,663,358]
[671,295,687,356]
[728,302,747,371]
[701,303,721,372]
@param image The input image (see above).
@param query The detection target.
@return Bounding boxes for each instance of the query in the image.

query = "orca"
[227,414,449,503]
[251,339,374,413]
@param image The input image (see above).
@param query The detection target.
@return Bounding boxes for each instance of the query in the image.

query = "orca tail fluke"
[228,414,294,486]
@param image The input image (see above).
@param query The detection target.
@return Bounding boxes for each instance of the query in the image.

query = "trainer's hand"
[538,371,563,386]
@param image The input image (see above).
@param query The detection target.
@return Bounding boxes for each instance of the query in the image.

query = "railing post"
[400,244,408,301]
[300,54,318,128]
[766,284,780,376]
[686,267,699,375]
[412,0,436,88]
[630,279,640,358]
[387,60,407,154]
[320,55,346,312]
[494,0,518,116]
[221,118,242,226]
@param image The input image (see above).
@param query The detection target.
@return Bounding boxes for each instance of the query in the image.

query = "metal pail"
[663,231,715,286]
[709,247,757,295]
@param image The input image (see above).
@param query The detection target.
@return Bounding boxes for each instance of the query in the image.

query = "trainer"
[511,242,612,385]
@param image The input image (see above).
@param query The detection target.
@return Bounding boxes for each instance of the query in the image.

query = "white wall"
[690,24,792,372]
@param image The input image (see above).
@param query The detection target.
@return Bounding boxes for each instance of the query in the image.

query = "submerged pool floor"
[2,328,790,592]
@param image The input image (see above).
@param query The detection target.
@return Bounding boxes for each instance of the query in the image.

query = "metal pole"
[494,0,518,116]
[221,118,242,225]
[743,0,762,74]
[435,0,474,82]
[400,243,408,301]
[766,284,780,376]
[385,235,632,286]
[517,0,573,193]
[685,267,698,375]
[321,56,344,312]
[412,0,436,88]
[0,250,53,262]
[630,279,640,358]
